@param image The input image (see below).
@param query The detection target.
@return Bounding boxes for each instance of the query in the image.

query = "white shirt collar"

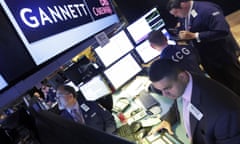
[189,1,194,15]
[66,101,80,114]
[181,72,193,102]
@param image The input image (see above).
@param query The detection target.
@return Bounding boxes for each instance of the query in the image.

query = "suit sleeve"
[161,101,180,125]
[97,104,116,133]
[215,111,240,144]
[198,7,229,42]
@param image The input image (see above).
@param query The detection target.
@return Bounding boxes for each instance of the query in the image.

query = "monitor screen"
[135,40,161,63]
[63,63,83,86]
[161,28,176,45]
[126,7,165,45]
[79,75,111,101]
[65,81,79,92]
[104,54,142,89]
[35,110,134,144]
[0,5,37,91]
[0,0,119,65]
[0,74,8,91]
[94,30,134,67]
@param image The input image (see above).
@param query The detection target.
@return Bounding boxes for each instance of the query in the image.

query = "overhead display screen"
[95,30,134,67]
[0,0,119,65]
[0,5,36,89]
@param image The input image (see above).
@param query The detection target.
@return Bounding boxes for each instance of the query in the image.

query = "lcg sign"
[3,0,114,43]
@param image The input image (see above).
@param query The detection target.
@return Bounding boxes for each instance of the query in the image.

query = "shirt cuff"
[195,32,201,43]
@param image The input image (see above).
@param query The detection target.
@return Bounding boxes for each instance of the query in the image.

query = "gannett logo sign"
[2,0,114,43]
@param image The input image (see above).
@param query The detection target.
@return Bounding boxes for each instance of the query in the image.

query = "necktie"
[177,98,192,141]
[182,98,191,139]
[71,109,85,124]
[185,16,190,30]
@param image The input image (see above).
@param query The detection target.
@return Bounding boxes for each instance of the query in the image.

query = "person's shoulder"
[195,1,222,14]
[60,109,69,117]
[161,45,174,56]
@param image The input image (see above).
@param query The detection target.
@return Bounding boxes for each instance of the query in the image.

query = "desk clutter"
[116,123,184,144]
[112,76,185,144]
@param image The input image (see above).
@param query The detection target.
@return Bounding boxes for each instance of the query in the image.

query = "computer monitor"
[63,63,83,86]
[94,30,134,67]
[104,54,142,90]
[0,74,8,91]
[135,40,161,63]
[35,110,134,144]
[126,7,165,45]
[79,75,112,101]
[65,81,79,92]
[161,28,176,45]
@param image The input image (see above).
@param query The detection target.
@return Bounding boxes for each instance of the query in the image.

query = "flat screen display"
[0,74,8,91]
[0,0,119,65]
[94,30,134,67]
[104,54,142,89]
[79,75,111,101]
[161,28,176,45]
[0,5,37,89]
[126,7,165,45]
[135,40,161,63]
[63,63,83,86]
[65,81,79,92]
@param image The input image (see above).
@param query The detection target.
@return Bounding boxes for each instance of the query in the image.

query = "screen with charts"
[104,54,142,90]
[126,7,165,45]
[94,30,134,67]
[0,74,8,91]
[79,75,112,101]
[135,40,161,63]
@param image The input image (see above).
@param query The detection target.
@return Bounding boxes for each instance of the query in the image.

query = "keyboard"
[116,124,136,141]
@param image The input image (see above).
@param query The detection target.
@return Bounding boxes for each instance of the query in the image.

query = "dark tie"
[71,109,85,124]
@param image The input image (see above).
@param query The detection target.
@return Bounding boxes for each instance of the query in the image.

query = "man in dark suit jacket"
[166,0,240,96]
[148,59,240,144]
[56,85,116,133]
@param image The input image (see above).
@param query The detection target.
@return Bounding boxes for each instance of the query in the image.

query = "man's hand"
[148,120,174,135]
[179,31,197,40]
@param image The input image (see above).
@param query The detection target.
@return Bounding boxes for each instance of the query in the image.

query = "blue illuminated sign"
[3,0,115,43]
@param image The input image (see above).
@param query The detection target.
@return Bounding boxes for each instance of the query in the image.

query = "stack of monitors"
[126,7,176,63]
[94,30,134,67]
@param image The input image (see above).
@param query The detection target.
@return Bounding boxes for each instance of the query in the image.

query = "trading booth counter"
[112,76,190,144]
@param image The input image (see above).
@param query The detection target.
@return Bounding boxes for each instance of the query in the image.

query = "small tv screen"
[95,30,134,67]
[104,54,142,89]
[126,7,165,45]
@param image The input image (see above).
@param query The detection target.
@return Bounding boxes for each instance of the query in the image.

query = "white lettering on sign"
[20,4,88,28]
[171,47,191,62]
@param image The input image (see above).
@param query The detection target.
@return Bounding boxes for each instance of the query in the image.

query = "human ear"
[177,72,187,82]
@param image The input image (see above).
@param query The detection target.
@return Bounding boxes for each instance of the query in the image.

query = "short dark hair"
[166,0,191,11]
[148,29,167,46]
[57,85,77,98]
[149,59,184,82]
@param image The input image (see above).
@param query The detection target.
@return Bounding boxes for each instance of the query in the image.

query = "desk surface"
[112,76,190,144]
